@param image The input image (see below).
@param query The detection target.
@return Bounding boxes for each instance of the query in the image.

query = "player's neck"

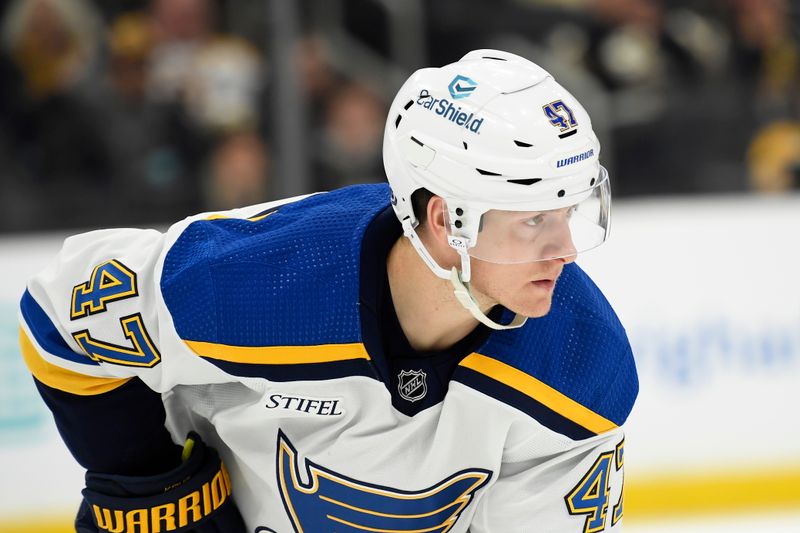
[387,237,488,352]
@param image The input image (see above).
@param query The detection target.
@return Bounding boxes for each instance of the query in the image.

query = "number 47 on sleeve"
[565,439,625,532]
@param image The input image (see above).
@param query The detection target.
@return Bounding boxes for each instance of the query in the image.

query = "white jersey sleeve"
[18,198,305,396]
[470,427,626,532]
[20,227,175,394]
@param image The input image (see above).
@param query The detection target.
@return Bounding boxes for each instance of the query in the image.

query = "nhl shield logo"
[398,370,427,402]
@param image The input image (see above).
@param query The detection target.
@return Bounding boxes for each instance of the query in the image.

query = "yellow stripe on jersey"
[19,328,131,396]
[204,211,277,222]
[184,340,371,365]
[460,353,617,435]
[247,211,277,222]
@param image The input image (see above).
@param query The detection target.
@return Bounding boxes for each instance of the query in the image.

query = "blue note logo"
[448,75,477,100]
[277,431,491,532]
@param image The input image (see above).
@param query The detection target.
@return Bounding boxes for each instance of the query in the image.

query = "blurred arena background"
[0,0,798,531]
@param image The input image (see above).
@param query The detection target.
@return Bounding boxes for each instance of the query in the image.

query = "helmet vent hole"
[462,141,468,150]
[558,190,566,198]
[507,178,542,186]
[395,114,402,128]
[558,129,578,139]
[476,168,501,176]
[482,56,507,61]
[590,177,596,186]
[514,140,533,148]
[454,220,463,228]
[411,136,424,146]
[404,100,414,110]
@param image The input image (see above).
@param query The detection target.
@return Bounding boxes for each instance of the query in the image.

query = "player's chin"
[506,290,554,318]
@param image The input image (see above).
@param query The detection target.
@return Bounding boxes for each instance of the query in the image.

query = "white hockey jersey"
[19,183,638,532]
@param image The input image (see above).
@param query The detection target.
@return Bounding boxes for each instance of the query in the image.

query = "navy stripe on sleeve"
[20,289,98,366]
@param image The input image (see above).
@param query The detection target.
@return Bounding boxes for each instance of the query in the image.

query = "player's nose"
[543,219,577,263]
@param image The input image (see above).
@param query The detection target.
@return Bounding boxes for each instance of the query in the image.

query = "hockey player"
[19,50,637,532]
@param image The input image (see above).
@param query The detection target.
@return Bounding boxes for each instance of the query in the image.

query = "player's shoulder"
[457,263,638,440]
[158,184,390,363]
[161,183,390,270]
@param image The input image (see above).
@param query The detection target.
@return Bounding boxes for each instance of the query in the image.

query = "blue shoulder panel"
[161,184,391,352]
[455,264,638,437]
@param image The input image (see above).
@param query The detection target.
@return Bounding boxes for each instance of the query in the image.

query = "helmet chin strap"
[400,218,527,330]
[449,265,527,331]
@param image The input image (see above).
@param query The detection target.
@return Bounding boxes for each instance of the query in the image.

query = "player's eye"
[524,214,545,227]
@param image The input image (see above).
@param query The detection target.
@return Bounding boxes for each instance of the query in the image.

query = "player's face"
[425,196,576,317]
[467,208,578,317]
[468,254,575,318]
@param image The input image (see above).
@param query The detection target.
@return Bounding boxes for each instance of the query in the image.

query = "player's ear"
[426,195,449,245]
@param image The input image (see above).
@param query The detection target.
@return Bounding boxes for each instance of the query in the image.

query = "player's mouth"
[531,279,555,291]
[530,269,562,291]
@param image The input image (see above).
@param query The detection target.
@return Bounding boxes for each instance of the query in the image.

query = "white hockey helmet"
[383,49,611,328]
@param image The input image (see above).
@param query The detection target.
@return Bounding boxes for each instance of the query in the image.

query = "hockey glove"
[75,432,246,533]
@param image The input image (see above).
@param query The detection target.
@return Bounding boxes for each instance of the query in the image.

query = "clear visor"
[450,168,611,264]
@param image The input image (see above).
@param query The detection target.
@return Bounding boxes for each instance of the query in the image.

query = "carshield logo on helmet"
[448,75,477,99]
[416,89,484,134]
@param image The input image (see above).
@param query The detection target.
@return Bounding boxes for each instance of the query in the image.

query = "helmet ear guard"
[401,135,436,170]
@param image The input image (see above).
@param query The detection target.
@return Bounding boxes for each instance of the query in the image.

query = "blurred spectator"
[184,37,264,133]
[148,0,266,135]
[204,131,270,210]
[586,0,668,89]
[296,34,343,130]
[0,0,109,231]
[746,121,800,193]
[285,31,386,192]
[426,0,751,196]
[0,0,797,233]
[87,11,206,225]
[107,12,152,103]
[23,0,268,228]
[540,0,761,195]
[147,0,213,104]
[579,0,743,195]
[315,81,387,190]
[2,0,101,100]
[727,0,800,120]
